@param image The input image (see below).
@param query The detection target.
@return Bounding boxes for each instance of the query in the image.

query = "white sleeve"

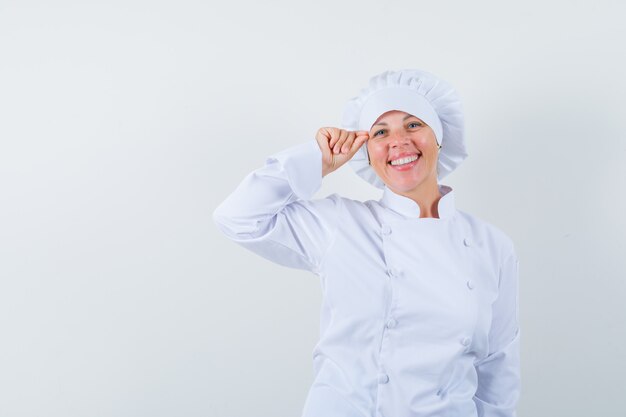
[212,139,339,273]
[473,247,521,417]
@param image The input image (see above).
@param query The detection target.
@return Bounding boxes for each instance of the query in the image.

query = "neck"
[391,176,441,218]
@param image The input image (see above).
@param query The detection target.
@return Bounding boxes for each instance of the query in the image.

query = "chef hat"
[340,69,468,189]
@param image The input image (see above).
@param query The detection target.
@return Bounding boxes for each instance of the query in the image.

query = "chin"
[386,180,422,193]
[387,172,419,184]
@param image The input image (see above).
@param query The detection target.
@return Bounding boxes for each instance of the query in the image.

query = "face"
[366,110,439,194]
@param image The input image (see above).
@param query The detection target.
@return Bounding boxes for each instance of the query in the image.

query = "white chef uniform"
[213,138,521,417]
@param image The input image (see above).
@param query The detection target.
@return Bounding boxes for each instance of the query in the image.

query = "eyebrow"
[372,114,419,127]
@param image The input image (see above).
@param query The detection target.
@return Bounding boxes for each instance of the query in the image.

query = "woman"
[213,69,520,417]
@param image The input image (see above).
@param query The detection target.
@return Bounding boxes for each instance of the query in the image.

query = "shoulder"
[298,193,382,225]
[288,193,367,216]
[309,193,377,211]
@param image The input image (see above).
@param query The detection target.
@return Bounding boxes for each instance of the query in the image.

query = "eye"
[373,129,386,137]
[408,122,422,128]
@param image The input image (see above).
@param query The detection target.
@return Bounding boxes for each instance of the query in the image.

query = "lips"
[387,152,422,167]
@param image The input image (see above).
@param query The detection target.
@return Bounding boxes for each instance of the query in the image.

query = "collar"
[380,183,456,219]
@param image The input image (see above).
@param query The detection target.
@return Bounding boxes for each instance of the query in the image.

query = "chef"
[213,69,521,417]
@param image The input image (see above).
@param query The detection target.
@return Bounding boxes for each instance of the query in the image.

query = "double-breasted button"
[460,336,472,347]
[386,318,398,329]
[378,373,389,384]
[382,224,392,236]
[466,280,475,290]
[463,237,472,246]
[387,267,403,278]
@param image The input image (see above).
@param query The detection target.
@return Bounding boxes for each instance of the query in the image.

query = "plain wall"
[1,1,625,416]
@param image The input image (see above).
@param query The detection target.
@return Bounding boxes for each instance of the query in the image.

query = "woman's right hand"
[315,127,369,177]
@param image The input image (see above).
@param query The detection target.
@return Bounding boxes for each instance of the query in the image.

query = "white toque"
[340,69,468,188]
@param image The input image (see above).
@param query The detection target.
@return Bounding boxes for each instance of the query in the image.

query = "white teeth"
[390,155,419,166]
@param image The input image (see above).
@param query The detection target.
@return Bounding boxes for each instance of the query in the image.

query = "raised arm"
[212,129,368,273]
[473,247,521,416]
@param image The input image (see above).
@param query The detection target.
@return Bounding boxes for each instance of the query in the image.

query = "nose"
[389,131,411,147]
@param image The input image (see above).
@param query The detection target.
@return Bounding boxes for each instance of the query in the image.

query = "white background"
[1,1,625,416]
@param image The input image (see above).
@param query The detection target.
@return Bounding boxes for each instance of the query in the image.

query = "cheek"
[412,136,437,156]
[367,143,387,169]
[368,152,386,169]
[414,135,432,147]
[367,142,385,160]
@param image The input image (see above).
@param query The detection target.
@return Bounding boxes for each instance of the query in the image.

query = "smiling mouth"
[388,153,421,166]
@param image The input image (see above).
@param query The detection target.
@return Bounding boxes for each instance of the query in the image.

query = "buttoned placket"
[460,231,476,357]
[376,218,400,415]
[375,185,458,414]
[435,231,477,399]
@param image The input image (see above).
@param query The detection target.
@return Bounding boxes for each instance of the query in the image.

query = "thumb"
[347,133,368,157]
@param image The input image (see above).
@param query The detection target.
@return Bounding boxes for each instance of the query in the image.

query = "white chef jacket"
[213,139,521,417]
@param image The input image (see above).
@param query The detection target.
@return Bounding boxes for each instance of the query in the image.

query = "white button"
[463,237,471,246]
[436,387,444,396]
[460,336,472,346]
[388,267,403,278]
[382,224,392,235]
[467,280,475,290]
[386,318,398,329]
[378,373,389,384]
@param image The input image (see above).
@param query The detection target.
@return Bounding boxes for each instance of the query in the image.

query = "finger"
[332,129,346,154]
[353,132,369,148]
[320,136,332,159]
[341,131,356,154]
[333,129,349,154]
[328,128,341,150]
[348,134,368,156]
[316,128,329,147]
[315,129,333,159]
